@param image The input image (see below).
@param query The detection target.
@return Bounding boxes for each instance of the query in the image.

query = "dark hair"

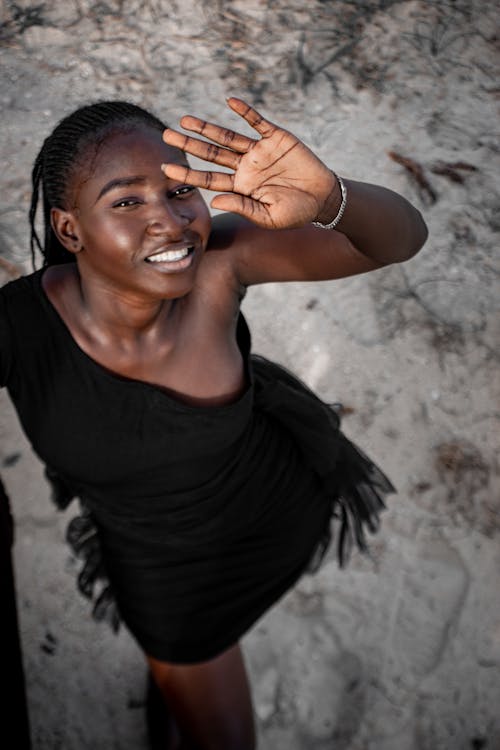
[29,101,167,268]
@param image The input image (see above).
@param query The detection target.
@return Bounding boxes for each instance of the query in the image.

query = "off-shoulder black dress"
[0,269,394,663]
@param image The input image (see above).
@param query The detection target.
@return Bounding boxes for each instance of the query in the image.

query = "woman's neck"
[44,263,178,348]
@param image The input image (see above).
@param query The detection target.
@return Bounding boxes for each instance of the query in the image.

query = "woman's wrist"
[312,172,347,229]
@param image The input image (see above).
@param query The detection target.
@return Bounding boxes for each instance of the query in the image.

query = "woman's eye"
[170,186,195,198]
[113,198,140,208]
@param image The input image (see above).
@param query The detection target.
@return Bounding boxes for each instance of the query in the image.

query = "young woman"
[0,97,427,749]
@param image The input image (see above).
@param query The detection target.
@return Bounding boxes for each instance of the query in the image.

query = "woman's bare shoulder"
[207,213,257,252]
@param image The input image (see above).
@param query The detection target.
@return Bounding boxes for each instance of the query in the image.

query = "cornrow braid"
[29,101,167,269]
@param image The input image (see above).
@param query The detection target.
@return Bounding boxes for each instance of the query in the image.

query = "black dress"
[0,269,394,663]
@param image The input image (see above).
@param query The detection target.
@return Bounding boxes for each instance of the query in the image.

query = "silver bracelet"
[312,173,347,229]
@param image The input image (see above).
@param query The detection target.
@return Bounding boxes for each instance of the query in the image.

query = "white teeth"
[147,247,191,263]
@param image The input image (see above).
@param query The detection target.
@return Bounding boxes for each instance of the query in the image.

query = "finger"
[178,116,254,154]
[163,128,240,170]
[161,162,235,193]
[211,193,271,226]
[225,97,276,138]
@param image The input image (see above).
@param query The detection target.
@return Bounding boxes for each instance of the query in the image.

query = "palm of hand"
[231,130,331,228]
[162,98,336,230]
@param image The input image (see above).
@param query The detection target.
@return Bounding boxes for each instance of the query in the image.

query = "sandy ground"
[1,1,499,748]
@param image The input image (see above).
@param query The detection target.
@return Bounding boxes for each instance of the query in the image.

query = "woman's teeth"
[147,247,192,263]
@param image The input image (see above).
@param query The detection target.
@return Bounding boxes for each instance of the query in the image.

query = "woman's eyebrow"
[96,175,147,202]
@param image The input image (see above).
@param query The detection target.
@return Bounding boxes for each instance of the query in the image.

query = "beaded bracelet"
[312,173,347,229]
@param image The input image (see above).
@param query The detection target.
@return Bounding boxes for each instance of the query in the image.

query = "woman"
[1,96,427,749]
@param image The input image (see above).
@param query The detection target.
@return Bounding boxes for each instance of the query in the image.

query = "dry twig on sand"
[430,160,478,184]
[388,150,438,205]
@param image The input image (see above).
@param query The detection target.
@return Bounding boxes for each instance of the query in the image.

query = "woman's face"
[62,124,212,301]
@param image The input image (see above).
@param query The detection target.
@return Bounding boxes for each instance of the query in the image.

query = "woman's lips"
[144,245,195,272]
[145,245,192,263]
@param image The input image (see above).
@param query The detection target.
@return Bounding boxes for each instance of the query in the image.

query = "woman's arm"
[315,177,428,265]
[162,97,428,285]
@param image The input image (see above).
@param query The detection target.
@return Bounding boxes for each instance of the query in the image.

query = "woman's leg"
[146,671,181,749]
[146,643,256,750]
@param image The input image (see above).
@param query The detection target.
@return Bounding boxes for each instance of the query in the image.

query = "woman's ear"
[50,207,83,254]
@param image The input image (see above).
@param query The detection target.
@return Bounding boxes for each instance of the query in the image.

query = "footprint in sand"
[391,530,469,682]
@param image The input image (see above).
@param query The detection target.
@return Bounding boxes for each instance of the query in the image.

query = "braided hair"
[29,101,167,268]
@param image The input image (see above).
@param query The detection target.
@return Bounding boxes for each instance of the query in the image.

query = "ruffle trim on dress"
[329,434,395,568]
[251,355,396,570]
[45,466,121,633]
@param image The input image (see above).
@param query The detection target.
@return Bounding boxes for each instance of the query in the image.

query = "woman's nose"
[146,201,191,236]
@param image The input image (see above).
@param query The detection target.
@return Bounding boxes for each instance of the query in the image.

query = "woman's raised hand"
[162,97,340,230]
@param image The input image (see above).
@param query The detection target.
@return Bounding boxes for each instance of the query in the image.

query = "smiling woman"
[49,126,212,303]
[2,98,427,749]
